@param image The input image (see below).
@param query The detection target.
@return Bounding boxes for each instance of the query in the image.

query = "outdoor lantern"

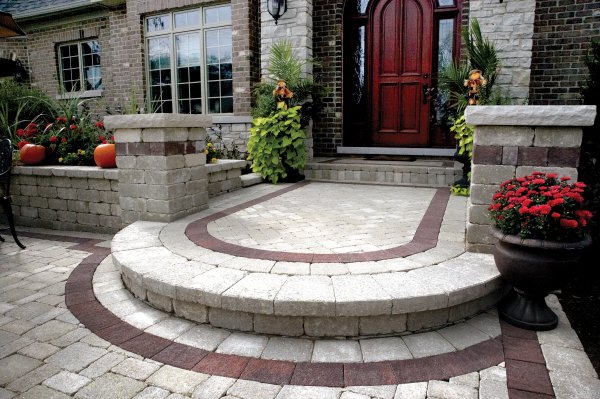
[267,0,287,24]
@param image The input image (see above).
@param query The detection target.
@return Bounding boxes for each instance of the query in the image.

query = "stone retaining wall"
[11,166,121,234]
[465,105,596,253]
[206,160,248,198]
[10,160,253,234]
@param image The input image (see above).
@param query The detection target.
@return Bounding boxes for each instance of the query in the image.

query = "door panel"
[370,0,432,147]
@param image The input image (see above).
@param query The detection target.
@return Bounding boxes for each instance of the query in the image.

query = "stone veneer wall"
[11,167,121,234]
[469,0,536,103]
[260,0,313,78]
[465,105,596,253]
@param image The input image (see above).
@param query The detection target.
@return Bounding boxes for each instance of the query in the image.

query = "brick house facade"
[1,0,598,156]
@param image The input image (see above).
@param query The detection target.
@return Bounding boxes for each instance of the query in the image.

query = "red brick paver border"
[185,182,451,263]
[18,231,555,391]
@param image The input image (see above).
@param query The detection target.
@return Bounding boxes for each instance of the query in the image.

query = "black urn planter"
[491,228,592,330]
[452,148,471,188]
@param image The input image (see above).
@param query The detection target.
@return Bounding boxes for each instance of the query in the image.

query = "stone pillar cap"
[104,114,213,129]
[465,105,596,127]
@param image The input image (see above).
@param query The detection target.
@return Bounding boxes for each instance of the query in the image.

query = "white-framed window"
[57,40,102,94]
[145,5,233,114]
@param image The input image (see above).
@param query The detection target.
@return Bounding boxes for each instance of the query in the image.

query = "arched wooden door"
[369,0,433,146]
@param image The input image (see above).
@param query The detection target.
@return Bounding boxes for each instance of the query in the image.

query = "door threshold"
[337,146,455,157]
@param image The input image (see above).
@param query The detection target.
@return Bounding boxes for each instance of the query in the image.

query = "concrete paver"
[1,182,599,398]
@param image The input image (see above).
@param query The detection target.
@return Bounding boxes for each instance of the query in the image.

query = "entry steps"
[304,157,464,187]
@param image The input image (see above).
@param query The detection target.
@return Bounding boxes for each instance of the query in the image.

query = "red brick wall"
[529,0,600,105]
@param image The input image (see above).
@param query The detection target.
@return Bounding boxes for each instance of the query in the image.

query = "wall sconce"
[267,0,287,24]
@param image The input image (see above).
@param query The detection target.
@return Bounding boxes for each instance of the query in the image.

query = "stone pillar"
[469,0,535,103]
[104,114,212,224]
[465,105,596,253]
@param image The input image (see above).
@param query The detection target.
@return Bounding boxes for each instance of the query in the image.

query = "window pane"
[176,33,201,67]
[205,5,231,24]
[148,36,172,113]
[221,97,233,113]
[208,81,220,97]
[189,66,201,82]
[82,41,102,90]
[220,80,232,97]
[208,98,220,113]
[146,15,170,32]
[190,99,202,114]
[205,27,232,114]
[174,10,200,28]
[60,44,81,93]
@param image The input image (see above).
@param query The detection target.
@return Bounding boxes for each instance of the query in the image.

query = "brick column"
[465,105,596,253]
[104,114,212,224]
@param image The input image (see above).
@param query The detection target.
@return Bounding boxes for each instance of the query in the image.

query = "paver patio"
[1,182,599,398]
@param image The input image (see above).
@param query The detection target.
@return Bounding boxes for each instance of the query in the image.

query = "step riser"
[121,271,503,338]
[304,166,462,187]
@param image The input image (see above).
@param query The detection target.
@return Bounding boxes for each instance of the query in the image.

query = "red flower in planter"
[489,172,593,242]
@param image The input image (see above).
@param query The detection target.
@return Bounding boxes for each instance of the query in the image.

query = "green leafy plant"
[450,115,474,160]
[450,185,470,197]
[247,105,306,184]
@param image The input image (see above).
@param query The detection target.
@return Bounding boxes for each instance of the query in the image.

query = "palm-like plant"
[252,40,325,124]
[439,18,500,116]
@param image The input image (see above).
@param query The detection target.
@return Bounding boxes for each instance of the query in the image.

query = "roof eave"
[13,0,126,22]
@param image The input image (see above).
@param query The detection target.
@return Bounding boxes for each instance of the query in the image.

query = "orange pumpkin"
[94,143,117,168]
[20,144,46,165]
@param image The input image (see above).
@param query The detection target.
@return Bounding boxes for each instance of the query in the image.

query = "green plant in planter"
[451,115,474,160]
[248,105,306,184]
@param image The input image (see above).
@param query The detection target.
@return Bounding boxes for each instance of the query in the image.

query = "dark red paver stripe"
[192,353,250,379]
[120,333,173,359]
[186,183,451,262]
[152,343,208,369]
[501,320,556,399]
[239,358,296,385]
[290,363,344,387]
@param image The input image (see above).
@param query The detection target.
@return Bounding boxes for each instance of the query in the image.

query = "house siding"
[529,0,600,105]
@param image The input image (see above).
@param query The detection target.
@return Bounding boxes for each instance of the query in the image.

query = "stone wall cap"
[104,114,213,129]
[211,115,252,124]
[465,105,597,127]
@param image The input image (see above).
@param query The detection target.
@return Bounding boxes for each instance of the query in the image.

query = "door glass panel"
[437,0,454,7]
[437,18,454,74]
[435,18,454,124]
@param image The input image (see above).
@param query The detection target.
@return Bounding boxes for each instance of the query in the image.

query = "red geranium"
[489,172,592,242]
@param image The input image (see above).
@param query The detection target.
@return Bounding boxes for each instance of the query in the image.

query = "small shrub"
[247,105,306,184]
[0,80,56,140]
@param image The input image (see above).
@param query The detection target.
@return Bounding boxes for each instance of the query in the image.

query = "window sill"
[56,90,103,100]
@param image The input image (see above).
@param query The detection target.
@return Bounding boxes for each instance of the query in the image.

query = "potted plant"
[488,172,593,330]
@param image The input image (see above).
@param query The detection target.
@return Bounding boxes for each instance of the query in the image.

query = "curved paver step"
[111,182,504,337]
[112,224,503,338]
